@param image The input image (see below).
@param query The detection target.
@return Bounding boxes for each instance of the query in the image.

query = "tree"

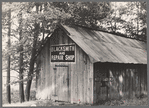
[25,2,113,100]
[99,3,127,33]
[25,2,71,101]
[7,7,11,104]
[2,2,113,102]
[51,2,111,28]
[2,2,70,101]
[18,12,25,103]
[136,2,147,40]
[122,2,147,41]
[99,2,147,41]
[25,3,40,101]
[2,2,35,103]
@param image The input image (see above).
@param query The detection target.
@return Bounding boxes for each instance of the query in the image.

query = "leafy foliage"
[99,2,147,41]
[2,2,147,103]
[51,2,111,28]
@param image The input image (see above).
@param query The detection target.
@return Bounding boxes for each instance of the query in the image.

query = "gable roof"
[60,24,147,64]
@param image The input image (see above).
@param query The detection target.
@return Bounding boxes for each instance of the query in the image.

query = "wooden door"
[55,66,69,101]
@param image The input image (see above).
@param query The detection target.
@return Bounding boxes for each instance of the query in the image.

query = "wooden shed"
[35,24,147,104]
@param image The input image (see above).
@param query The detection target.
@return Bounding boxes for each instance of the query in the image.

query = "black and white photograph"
[2,1,148,107]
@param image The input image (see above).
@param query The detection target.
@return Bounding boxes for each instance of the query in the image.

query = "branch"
[10,34,19,40]
[2,68,19,73]
[4,73,36,86]
[3,76,19,79]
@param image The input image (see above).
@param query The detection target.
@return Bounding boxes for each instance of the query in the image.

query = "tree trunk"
[25,22,39,101]
[136,2,140,39]
[7,8,11,104]
[114,2,117,32]
[19,12,25,103]
[25,3,40,101]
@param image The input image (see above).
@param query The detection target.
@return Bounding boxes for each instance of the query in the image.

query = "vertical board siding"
[145,65,147,93]
[87,56,90,103]
[94,63,147,104]
[121,65,125,98]
[132,68,136,98]
[135,67,139,97]
[36,27,93,104]
[36,27,147,105]
[84,56,87,103]
[78,47,82,102]
[119,65,123,99]
[90,60,94,104]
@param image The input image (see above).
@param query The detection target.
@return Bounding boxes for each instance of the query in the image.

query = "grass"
[94,96,148,106]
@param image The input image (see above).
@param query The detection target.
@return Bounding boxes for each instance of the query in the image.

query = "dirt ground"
[2,90,148,106]
[35,96,148,106]
[3,97,148,107]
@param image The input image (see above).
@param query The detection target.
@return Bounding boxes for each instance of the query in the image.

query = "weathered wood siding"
[36,27,94,104]
[36,39,49,99]
[35,26,147,105]
[94,62,147,104]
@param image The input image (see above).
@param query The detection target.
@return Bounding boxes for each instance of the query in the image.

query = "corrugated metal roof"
[61,24,147,64]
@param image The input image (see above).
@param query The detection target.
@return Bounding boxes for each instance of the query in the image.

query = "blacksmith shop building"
[35,24,147,104]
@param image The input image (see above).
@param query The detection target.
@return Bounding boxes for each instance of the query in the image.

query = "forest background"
[2,1,147,104]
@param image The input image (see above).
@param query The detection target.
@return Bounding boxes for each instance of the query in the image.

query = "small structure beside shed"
[35,24,147,104]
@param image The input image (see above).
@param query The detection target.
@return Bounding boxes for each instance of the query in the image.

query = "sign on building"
[51,44,75,62]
